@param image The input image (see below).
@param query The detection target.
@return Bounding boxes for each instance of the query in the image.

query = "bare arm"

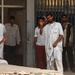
[33,37,37,48]
[33,27,38,48]
[0,40,3,44]
[0,36,7,44]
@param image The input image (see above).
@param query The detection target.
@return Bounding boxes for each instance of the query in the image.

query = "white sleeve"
[59,23,64,36]
[34,27,38,37]
[16,26,21,44]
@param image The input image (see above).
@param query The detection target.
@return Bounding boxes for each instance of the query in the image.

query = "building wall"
[27,0,35,67]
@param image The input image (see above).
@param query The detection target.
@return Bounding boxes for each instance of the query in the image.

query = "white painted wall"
[27,0,35,67]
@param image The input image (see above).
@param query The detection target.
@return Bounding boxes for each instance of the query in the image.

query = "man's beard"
[62,20,67,22]
[48,20,54,23]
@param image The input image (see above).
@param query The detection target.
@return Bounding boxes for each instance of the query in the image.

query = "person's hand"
[53,42,58,47]
[2,37,7,42]
[0,57,4,60]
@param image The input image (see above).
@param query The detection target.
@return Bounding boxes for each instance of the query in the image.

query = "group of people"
[0,13,75,74]
[33,14,75,75]
[0,16,21,64]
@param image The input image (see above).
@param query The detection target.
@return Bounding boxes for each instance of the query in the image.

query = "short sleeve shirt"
[34,27,45,46]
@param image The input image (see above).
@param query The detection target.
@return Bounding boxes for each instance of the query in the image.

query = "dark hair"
[10,16,15,20]
[62,14,67,18]
[37,17,45,28]
[46,13,54,17]
[37,17,45,21]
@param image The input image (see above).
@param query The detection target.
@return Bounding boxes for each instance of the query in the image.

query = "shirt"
[4,23,21,46]
[0,23,6,41]
[34,27,45,46]
[63,23,73,47]
[44,22,63,49]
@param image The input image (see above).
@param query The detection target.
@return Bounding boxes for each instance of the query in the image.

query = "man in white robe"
[43,14,63,74]
[0,23,6,58]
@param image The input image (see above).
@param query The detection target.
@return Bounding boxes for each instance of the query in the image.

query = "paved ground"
[64,71,75,75]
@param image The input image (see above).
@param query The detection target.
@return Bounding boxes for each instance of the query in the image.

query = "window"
[4,0,25,5]
[0,0,25,24]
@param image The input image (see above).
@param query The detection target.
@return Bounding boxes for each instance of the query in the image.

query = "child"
[33,17,46,69]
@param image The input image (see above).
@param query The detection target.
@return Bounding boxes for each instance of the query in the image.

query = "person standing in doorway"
[44,14,63,74]
[4,16,21,64]
[33,17,46,69]
[62,14,75,72]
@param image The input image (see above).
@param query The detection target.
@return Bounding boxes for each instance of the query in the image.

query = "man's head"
[38,17,45,26]
[10,16,15,25]
[62,14,68,22]
[46,13,54,23]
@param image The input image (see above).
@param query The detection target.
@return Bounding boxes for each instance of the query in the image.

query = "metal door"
[35,0,75,59]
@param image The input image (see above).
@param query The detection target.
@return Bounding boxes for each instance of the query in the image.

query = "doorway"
[0,0,27,66]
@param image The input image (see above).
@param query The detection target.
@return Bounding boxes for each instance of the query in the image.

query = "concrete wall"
[27,0,35,67]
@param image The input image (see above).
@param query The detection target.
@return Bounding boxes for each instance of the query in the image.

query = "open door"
[0,0,27,66]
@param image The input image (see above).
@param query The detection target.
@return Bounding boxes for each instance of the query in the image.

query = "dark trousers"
[4,45,16,65]
[62,47,75,69]
[36,45,46,69]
